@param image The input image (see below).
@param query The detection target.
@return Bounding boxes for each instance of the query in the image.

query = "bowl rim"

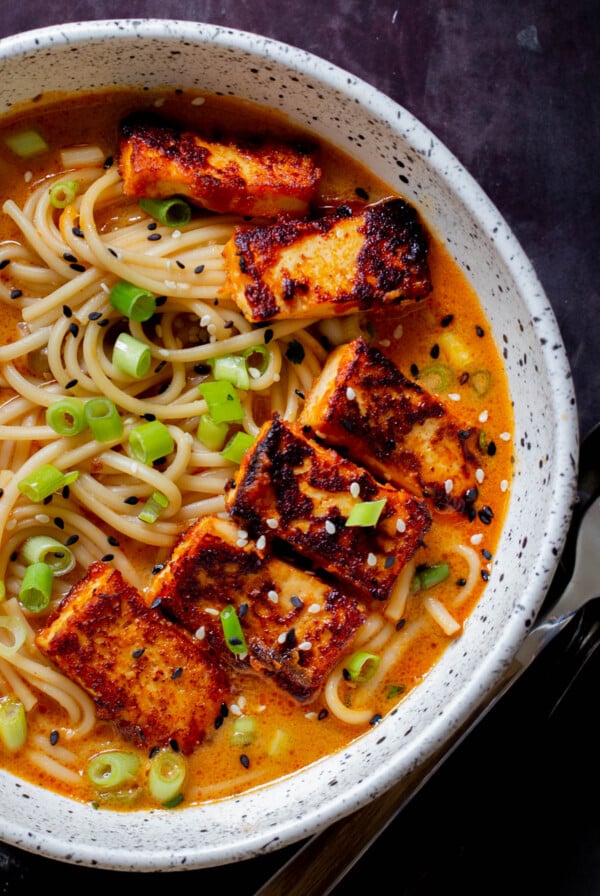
[0,17,579,871]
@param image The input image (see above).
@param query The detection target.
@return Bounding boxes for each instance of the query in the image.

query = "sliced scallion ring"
[345,498,387,527]
[138,491,169,524]
[147,748,187,806]
[345,651,381,683]
[49,179,79,209]
[197,413,229,451]
[139,197,192,228]
[198,380,245,424]
[220,431,255,464]
[84,398,124,442]
[109,280,157,322]
[87,750,141,791]
[220,604,248,656]
[112,332,152,378]
[20,535,75,575]
[17,464,79,502]
[18,561,54,613]
[128,420,174,465]
[0,696,27,751]
[45,397,87,436]
[0,615,27,657]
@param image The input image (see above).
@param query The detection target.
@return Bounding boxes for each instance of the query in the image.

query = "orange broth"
[0,89,513,809]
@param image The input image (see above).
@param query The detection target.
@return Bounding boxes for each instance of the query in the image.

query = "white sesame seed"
[499,431,511,441]
[34,514,50,524]
[346,386,356,401]
[248,367,261,378]
[350,481,360,498]
[448,393,461,401]
[238,529,248,540]
[277,632,287,644]
[298,641,312,651]
[191,96,206,105]
[393,324,403,339]
[200,314,211,327]
[171,230,182,239]
[500,479,509,492]
[164,279,178,290]
[478,410,489,423]
[308,603,322,614]
[304,711,318,720]
[325,520,336,534]
[195,626,206,640]
[367,552,377,566]
[379,338,391,347]
[154,97,165,107]
[274,373,280,382]
[204,607,219,616]
[266,518,279,529]
[396,518,406,533]
[475,468,485,484]
[229,703,242,716]
[256,535,266,550]
[444,479,453,494]
[236,538,248,548]
[268,590,279,603]
[470,533,483,545]
[238,695,247,709]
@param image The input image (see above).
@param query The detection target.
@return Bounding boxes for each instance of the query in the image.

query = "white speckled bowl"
[0,19,578,871]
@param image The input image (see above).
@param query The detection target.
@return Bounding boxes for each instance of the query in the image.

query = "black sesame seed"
[369,713,383,725]
[49,730,59,746]
[476,325,485,337]
[150,597,162,609]
[147,222,157,231]
[43,495,53,505]
[459,371,470,385]
[63,253,78,263]
[107,535,120,546]
[142,413,156,421]
[132,648,145,659]
[220,702,228,718]
[175,260,185,269]
[68,322,79,337]
[72,226,84,238]
[61,485,70,499]
[478,505,494,525]
[9,551,17,562]
[342,667,351,681]
[155,294,166,306]
[88,310,102,320]
[487,441,497,457]
[482,548,492,560]
[395,618,406,631]
[0,488,4,498]
[228,637,243,646]
[64,534,79,546]
[285,628,297,647]
[103,156,114,169]
[410,363,419,377]
[223,319,234,329]
[239,602,249,618]
[65,378,78,389]
[54,517,65,530]
[169,738,180,752]
[481,569,490,581]
[194,264,205,274]
[62,304,73,317]
[151,564,164,575]
[70,263,86,273]
[456,577,467,587]
[294,389,305,400]
[97,318,109,327]
[430,343,440,359]
[149,746,160,759]
[147,232,162,241]
[171,667,183,680]
[264,328,274,345]
[290,595,304,609]
[0,259,10,270]
[318,708,329,721]
[101,553,114,562]
[10,289,22,299]
[108,247,118,257]
[124,495,139,505]
[240,754,250,769]
[441,314,454,327]
[214,715,224,730]
[153,456,167,466]
[154,360,167,373]
[355,186,369,200]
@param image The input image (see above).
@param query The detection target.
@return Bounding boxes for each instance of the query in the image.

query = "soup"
[0,88,513,811]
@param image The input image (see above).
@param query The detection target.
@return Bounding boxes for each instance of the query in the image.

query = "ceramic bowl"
[0,19,578,871]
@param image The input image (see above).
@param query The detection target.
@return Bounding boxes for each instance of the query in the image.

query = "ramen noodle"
[0,88,513,810]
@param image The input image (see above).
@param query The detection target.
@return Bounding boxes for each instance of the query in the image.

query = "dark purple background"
[0,3,598,893]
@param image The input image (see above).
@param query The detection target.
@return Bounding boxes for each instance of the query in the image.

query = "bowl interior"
[0,19,578,871]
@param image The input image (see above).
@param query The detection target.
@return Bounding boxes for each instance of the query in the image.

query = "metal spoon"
[256,426,600,896]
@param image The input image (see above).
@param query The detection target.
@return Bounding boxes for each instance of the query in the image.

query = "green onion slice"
[18,464,79,502]
[45,397,87,436]
[129,420,174,465]
[84,397,124,442]
[470,369,492,397]
[197,413,229,451]
[87,750,141,791]
[412,562,450,593]
[0,615,27,658]
[5,128,48,158]
[0,696,27,751]
[198,380,245,424]
[221,431,255,464]
[220,604,248,656]
[230,716,257,747]
[112,332,151,378]
[417,362,454,393]
[138,491,169,524]
[147,748,187,806]
[109,280,157,322]
[139,197,192,228]
[49,179,79,209]
[18,561,54,613]
[21,535,75,575]
[345,651,381,683]
[346,498,387,527]
[209,354,250,390]
[243,344,271,378]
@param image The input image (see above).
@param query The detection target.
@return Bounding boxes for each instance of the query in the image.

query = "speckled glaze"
[0,19,578,872]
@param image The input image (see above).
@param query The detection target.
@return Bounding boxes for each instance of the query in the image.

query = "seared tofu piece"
[221,198,432,323]
[118,113,321,218]
[299,337,484,515]
[35,561,228,754]
[225,415,431,602]
[147,515,366,701]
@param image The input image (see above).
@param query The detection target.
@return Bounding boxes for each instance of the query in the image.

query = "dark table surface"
[0,2,598,893]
